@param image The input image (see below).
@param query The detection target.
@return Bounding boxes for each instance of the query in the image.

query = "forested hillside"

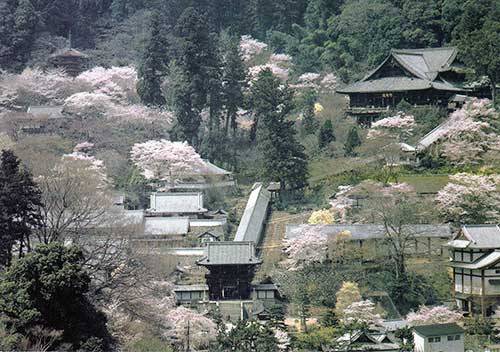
[1,0,499,80]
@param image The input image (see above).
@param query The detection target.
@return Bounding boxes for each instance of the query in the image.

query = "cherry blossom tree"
[368,112,415,142]
[436,173,500,224]
[165,306,217,350]
[406,305,462,326]
[130,140,207,181]
[436,99,499,165]
[239,35,268,61]
[343,300,383,326]
[282,225,328,270]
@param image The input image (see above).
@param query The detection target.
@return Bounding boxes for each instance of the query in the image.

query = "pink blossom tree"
[368,112,415,142]
[406,305,462,326]
[130,140,207,181]
[342,300,383,326]
[282,225,328,270]
[165,306,217,349]
[239,35,268,61]
[436,173,500,224]
[437,99,499,165]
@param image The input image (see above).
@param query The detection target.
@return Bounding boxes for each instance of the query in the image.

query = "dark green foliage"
[221,34,247,135]
[395,326,414,351]
[267,305,286,331]
[0,150,42,267]
[0,243,111,350]
[344,127,361,157]
[319,120,335,149]
[170,7,220,145]
[459,18,500,106]
[319,309,338,327]
[218,320,278,352]
[137,12,167,107]
[251,69,308,193]
[299,89,318,135]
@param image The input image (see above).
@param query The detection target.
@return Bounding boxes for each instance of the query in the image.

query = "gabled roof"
[197,241,261,266]
[234,183,271,244]
[144,217,190,235]
[148,192,207,214]
[450,250,500,270]
[448,225,500,249]
[27,106,64,119]
[197,229,223,239]
[337,47,465,94]
[285,224,452,241]
[413,323,464,337]
[50,48,88,59]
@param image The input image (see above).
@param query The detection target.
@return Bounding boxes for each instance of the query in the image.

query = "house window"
[447,335,454,341]
[455,335,461,340]
[495,269,500,274]
[429,337,441,343]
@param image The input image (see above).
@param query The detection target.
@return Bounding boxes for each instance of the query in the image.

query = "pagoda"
[49,46,88,77]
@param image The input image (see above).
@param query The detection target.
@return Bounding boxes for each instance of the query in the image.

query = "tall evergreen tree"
[221,34,247,135]
[171,7,220,146]
[251,69,308,193]
[0,150,42,267]
[319,119,335,149]
[301,89,318,135]
[137,12,167,107]
[344,126,361,156]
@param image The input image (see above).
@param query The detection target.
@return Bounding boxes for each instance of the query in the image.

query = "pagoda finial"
[68,28,72,49]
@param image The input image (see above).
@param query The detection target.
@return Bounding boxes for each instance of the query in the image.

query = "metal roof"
[413,323,464,337]
[197,241,261,266]
[453,225,500,249]
[285,224,452,241]
[234,183,271,244]
[144,217,189,235]
[148,192,207,214]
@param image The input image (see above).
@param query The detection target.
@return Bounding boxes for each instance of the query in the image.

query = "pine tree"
[137,12,166,107]
[0,150,42,267]
[221,34,247,135]
[344,126,361,157]
[251,69,308,193]
[318,119,335,149]
[171,7,220,146]
[301,89,318,134]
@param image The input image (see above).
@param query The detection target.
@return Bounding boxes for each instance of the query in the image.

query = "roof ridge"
[392,46,457,53]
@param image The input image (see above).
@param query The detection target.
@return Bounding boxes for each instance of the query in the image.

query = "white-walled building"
[412,323,464,352]
[447,225,500,316]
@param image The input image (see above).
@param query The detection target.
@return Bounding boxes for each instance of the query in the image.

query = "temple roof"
[197,241,261,266]
[447,225,500,249]
[234,183,271,244]
[337,47,465,94]
[148,192,207,214]
[286,224,452,241]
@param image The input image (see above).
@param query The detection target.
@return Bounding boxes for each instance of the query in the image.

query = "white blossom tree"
[343,300,383,326]
[282,225,328,270]
[406,305,462,326]
[165,306,217,350]
[130,140,207,181]
[436,173,500,224]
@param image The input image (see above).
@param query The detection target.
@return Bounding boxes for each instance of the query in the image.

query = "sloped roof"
[149,192,207,214]
[197,241,261,266]
[144,217,190,235]
[204,160,232,175]
[337,47,464,94]
[450,250,500,270]
[27,106,64,119]
[413,323,464,337]
[285,224,452,241]
[417,115,456,150]
[234,183,271,244]
[449,225,500,249]
[173,284,209,292]
[50,48,88,58]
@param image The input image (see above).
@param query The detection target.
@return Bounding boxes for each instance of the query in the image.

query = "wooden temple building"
[447,225,500,317]
[49,48,89,77]
[336,47,482,125]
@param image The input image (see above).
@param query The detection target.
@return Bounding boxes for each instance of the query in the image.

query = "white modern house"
[412,323,464,352]
[447,225,500,316]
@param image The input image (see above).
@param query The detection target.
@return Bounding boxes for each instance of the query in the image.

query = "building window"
[495,269,500,274]
[455,335,461,340]
[447,335,454,341]
[429,337,441,343]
